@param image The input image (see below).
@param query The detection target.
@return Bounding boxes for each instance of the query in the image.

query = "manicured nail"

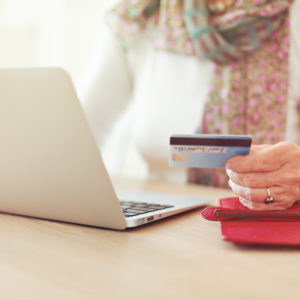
[225,168,233,177]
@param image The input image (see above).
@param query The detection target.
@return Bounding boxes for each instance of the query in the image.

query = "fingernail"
[226,168,234,177]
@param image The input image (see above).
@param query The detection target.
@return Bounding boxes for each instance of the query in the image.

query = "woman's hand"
[225,142,300,210]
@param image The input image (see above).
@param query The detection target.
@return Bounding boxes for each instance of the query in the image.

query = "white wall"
[0,0,118,82]
[0,0,147,179]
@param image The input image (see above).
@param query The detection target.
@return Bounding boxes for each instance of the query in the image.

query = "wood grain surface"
[0,177,299,300]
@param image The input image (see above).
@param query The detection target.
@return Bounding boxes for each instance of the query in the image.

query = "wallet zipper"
[215,209,300,221]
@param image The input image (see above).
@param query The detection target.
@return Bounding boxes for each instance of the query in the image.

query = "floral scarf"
[110,0,293,187]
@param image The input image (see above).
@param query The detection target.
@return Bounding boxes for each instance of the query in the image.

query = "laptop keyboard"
[120,201,174,218]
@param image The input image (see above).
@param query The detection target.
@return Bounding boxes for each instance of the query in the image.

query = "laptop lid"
[0,68,127,229]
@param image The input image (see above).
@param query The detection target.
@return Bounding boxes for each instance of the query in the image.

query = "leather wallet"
[202,197,300,245]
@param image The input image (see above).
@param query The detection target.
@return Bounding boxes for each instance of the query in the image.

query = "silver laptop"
[0,68,210,229]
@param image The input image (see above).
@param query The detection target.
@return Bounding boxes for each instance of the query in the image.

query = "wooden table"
[1,177,300,300]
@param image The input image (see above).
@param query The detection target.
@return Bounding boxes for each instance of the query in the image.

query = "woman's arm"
[226,2,300,210]
[78,24,133,146]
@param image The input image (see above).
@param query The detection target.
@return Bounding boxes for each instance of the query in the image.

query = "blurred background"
[0,0,147,178]
[0,0,115,81]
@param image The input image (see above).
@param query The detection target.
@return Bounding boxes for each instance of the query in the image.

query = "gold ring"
[265,187,274,204]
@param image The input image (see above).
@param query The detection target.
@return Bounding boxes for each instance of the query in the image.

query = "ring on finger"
[265,187,274,204]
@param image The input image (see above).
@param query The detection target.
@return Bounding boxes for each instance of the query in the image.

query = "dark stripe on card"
[170,137,252,147]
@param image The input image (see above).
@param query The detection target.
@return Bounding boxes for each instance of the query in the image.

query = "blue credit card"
[169,134,252,168]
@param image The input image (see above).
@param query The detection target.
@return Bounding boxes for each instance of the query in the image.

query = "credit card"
[169,134,252,168]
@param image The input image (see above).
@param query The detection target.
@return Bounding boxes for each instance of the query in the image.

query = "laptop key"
[121,206,132,210]
[120,201,135,205]
[132,203,151,207]
[120,201,175,217]
[145,205,168,210]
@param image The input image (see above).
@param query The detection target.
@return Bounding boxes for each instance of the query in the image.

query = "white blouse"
[78,0,300,182]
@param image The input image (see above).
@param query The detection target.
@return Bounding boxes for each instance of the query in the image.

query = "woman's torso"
[125,1,300,181]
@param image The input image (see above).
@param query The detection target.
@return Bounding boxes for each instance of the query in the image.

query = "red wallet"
[202,197,300,245]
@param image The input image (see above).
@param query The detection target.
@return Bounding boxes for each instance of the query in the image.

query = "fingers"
[226,142,300,210]
[228,179,274,203]
[239,197,267,210]
[226,142,298,173]
[239,197,294,211]
[228,179,300,210]
[226,164,300,188]
[226,169,277,188]
[250,144,271,154]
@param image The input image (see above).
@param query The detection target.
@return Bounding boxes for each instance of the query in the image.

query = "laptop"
[0,68,210,229]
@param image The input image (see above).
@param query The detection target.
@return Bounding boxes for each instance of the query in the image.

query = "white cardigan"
[78,0,300,182]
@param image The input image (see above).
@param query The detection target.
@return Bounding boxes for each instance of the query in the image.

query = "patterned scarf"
[111,0,293,187]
